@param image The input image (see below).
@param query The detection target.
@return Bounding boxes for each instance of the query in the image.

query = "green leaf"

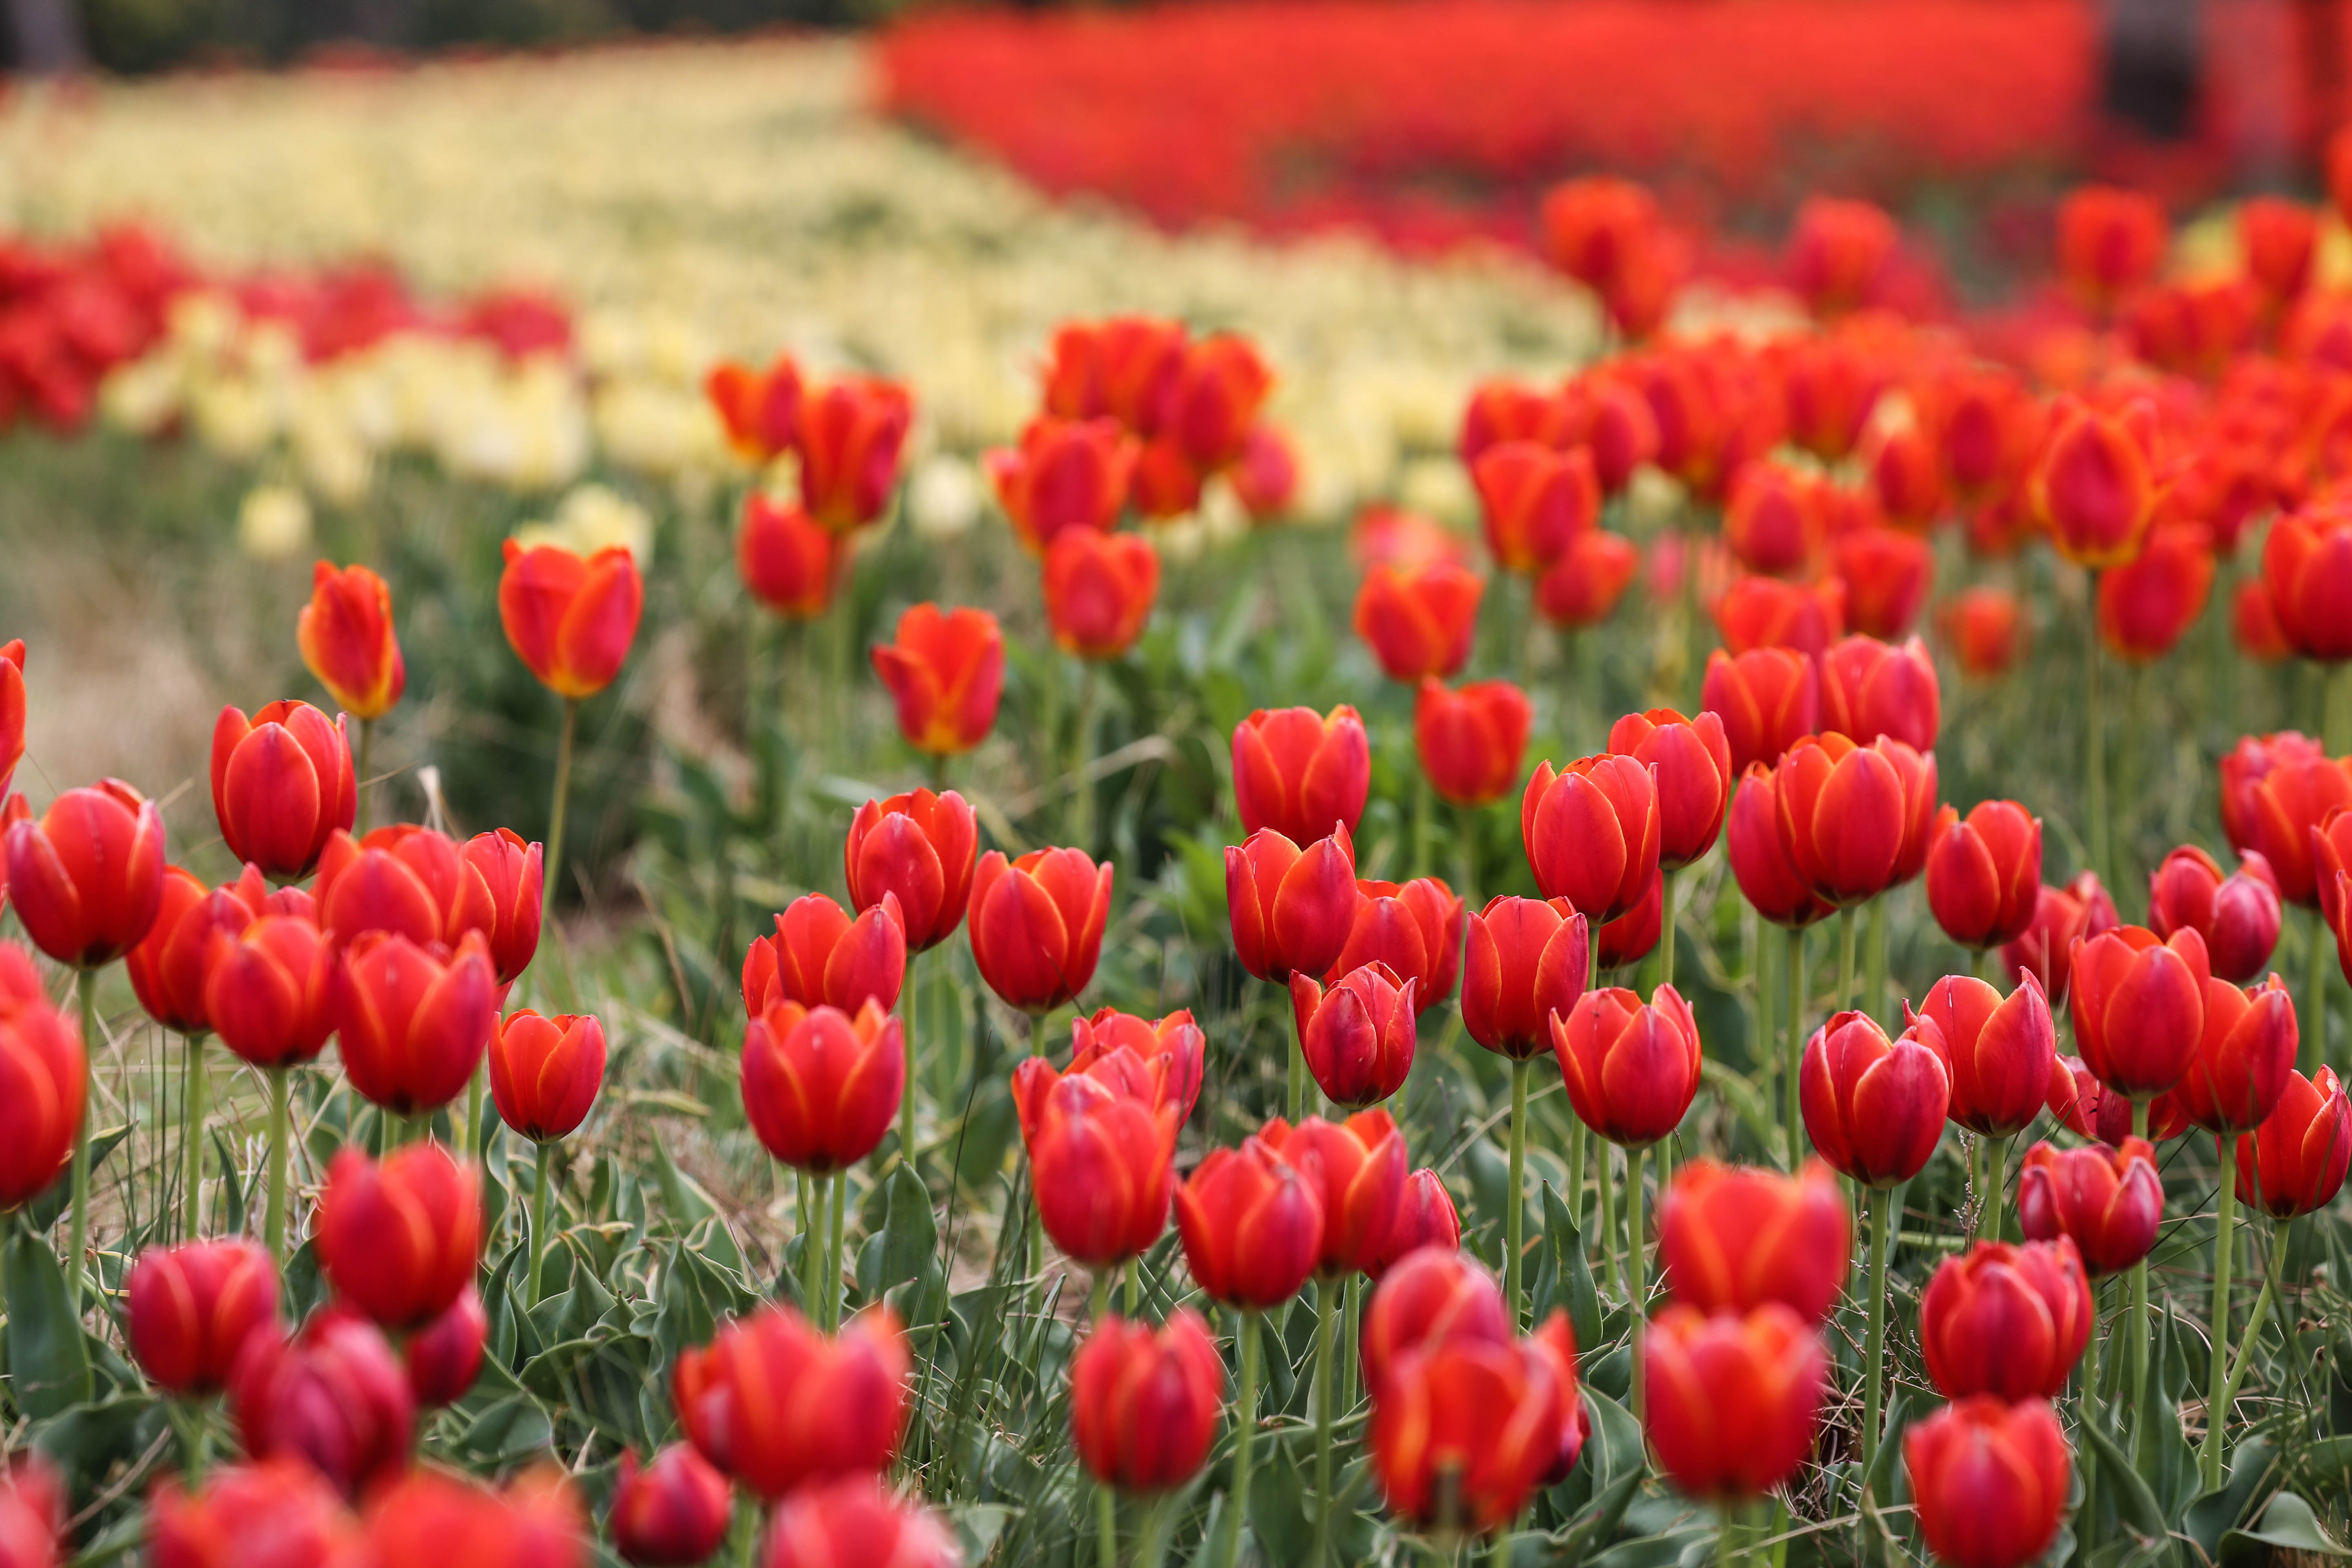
[1540,1181,1602,1357]
[4,1224,90,1419]
[209,1128,246,1236]
[1248,1442,1310,1567]
[32,1393,162,1490]
[2079,1411,2167,1541]
[877,1164,937,1296]
[2185,1436,2276,1559]
[1864,1393,1909,1504]
[2220,1492,2349,1568]
[24,1127,128,1234]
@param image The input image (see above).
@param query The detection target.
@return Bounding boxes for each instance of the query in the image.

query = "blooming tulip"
[1725,765,1834,929]
[1460,895,1589,1059]
[1925,802,2042,951]
[1071,1310,1224,1493]
[871,604,1004,757]
[1800,1009,1950,1186]
[742,893,905,1020]
[2070,925,2209,1099]
[1552,984,1701,1147]
[1817,633,1940,754]
[1225,825,1359,984]
[127,1238,278,1397]
[1415,679,1532,808]
[149,1459,359,1568]
[204,914,335,1069]
[762,1480,957,1568]
[1044,528,1159,660]
[1772,733,1920,906]
[742,998,905,1174]
[737,493,840,618]
[1643,1303,1829,1502]
[2099,525,2215,662]
[1940,587,2025,679]
[844,788,976,952]
[1289,963,1418,1109]
[1787,196,1896,316]
[968,847,1112,1014]
[1017,1067,1178,1267]
[1327,876,1463,1011]
[1702,648,1817,775]
[1607,708,1731,871]
[986,415,1137,552]
[1262,1111,1406,1277]
[1535,529,1639,627]
[1723,463,1820,575]
[1471,441,1596,573]
[5,778,167,967]
[706,353,801,461]
[316,1143,481,1330]
[2035,404,2155,569]
[1905,1398,2071,1568]
[2017,1137,2161,1275]
[405,1285,488,1408]
[1833,528,1933,640]
[356,1468,586,1568]
[127,866,258,1034]
[1367,1171,1463,1278]
[231,1308,414,1499]
[298,562,405,720]
[1596,869,1664,969]
[1360,1246,1510,1394]
[1063,1006,1207,1123]
[1656,1158,1849,1323]
[2058,185,2167,309]
[488,1009,606,1142]
[673,1304,909,1501]
[1522,753,1660,922]
[210,702,356,880]
[610,1446,733,1568]
[1913,973,2057,1138]
[332,930,497,1115]
[498,541,642,699]
[2170,974,2297,1136]
[1175,1132,1323,1307]
[1713,575,1842,657]
[459,827,543,985]
[2235,1065,2352,1216]
[1919,1239,2091,1401]
[2150,846,2281,982]
[796,376,913,532]
[2262,501,2352,662]
[1356,560,1483,683]
[1369,1317,1583,1534]
[1231,705,1370,846]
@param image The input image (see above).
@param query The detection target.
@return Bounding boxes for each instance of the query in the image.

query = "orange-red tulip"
[488,1009,606,1143]
[2172,974,2296,1135]
[1542,176,1662,299]
[609,1445,732,1568]
[1018,1068,1179,1268]
[1919,1239,2091,1401]
[1367,1169,1463,1278]
[1552,983,1701,1147]
[498,541,642,699]
[1786,196,1897,317]
[705,353,801,462]
[1225,824,1359,984]
[1461,895,1589,1060]
[128,866,258,1034]
[1360,1246,1510,1396]
[1370,1314,1583,1534]
[871,604,1004,757]
[4,778,167,967]
[2150,845,2281,984]
[1158,334,1273,472]
[1535,529,1640,627]
[985,415,1138,552]
[149,1459,359,1568]
[969,847,1113,1014]
[1832,526,1933,639]
[1130,435,1205,519]
[2045,1053,2186,1145]
[1912,972,2056,1138]
[1522,753,1661,922]
[1471,441,1597,574]
[1905,1397,2071,1568]
[2000,875,2116,1006]
[2099,523,2214,662]
[1414,679,1532,809]
[1044,528,1159,660]
[1230,423,1299,521]
[1290,962,1418,1109]
[737,494,840,619]
[404,1284,488,1408]
[1458,379,1575,465]
[2057,185,2167,310]
[1643,1303,1828,1502]
[741,998,906,1174]
[1596,868,1664,969]
[1231,705,1370,846]
[314,825,495,952]
[297,562,405,721]
[354,1468,584,1568]
[1175,1131,1323,1307]
[1800,1009,1951,1186]
[1939,587,2025,679]
[316,1143,482,1330]
[673,1304,909,1501]
[1263,1110,1407,1277]
[460,827,543,985]
[1657,1158,1849,1323]
[2242,196,2317,305]
[2070,925,2210,1098]
[844,789,977,952]
[1070,1311,1225,1493]
[1060,1006,1207,1123]
[229,1308,412,1500]
[1355,560,1483,683]
[1723,463,1820,576]
[2034,403,2156,569]
[1712,574,1844,657]
[742,893,906,1019]
[796,376,913,532]
[2234,1065,2352,1217]
[1818,633,1940,754]
[1773,732,1931,906]
[1608,708,1731,870]
[1924,801,2042,951]
[1702,647,1818,776]
[331,930,498,1115]
[209,702,355,881]
[2221,731,2330,862]
[1726,764,1835,929]
[1327,876,1463,1012]
[203,913,334,1069]
[2018,1136,2162,1275]
[127,1238,278,1397]
[2261,498,2352,662]
[1043,316,1185,432]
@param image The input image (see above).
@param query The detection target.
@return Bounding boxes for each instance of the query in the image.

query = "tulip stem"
[1125,1256,1140,1316]
[543,697,578,915]
[2308,906,2330,1078]
[461,1065,483,1161]
[800,1170,825,1314]
[1031,1011,1049,1275]
[1860,1183,1893,1490]
[900,950,922,1178]
[2201,1148,2238,1491]
[1565,1119,1587,1256]
[1505,1058,1530,1329]
[265,1069,291,1269]
[829,1163,848,1332]
[2081,1279,2104,1546]
[528,1140,555,1307]
[2218,1249,2278,1423]
[1411,766,1432,881]
[1214,1308,1264,1568]
[66,969,95,1316]
[2128,1099,2152,1465]
[1784,927,1804,1170]
[1072,660,1098,850]
[1091,1271,1120,1568]
[1863,899,1886,1030]
[182,1033,206,1240]
[1659,867,1678,990]
[2086,589,2109,892]
[1629,1143,1648,1424]
[1597,1139,1620,1296]
[1979,1134,2008,1243]
[1835,908,1855,1017]
[1314,1277,1338,1568]
[355,716,376,835]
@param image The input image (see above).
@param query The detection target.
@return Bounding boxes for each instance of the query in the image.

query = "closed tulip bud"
[1070,1310,1224,1493]
[1596,869,1664,969]
[1535,528,1640,628]
[1608,708,1731,870]
[1819,633,1940,755]
[1370,1317,1583,1534]
[2262,501,2352,662]
[1913,973,2057,1138]
[405,1284,488,1408]
[2045,1055,2188,1145]
[1461,895,1589,1060]
[204,914,335,1069]
[2174,975,2297,1135]
[127,1238,279,1397]
[1940,587,2026,679]
[1327,877,1463,1013]
[674,1305,910,1500]
[2016,1137,2161,1275]
[1522,753,1661,922]
[2235,578,2292,662]
[1787,196,1896,316]
[2070,925,2209,1099]
[2235,1065,2352,1217]
[1472,441,1597,574]
[489,1009,606,1143]
[762,1480,957,1568]
[333,930,497,1115]
[1723,464,1821,576]
[796,376,913,531]
[1356,561,1483,683]
[1415,679,1532,809]
[498,541,642,699]
[610,1446,733,1568]
[1262,1110,1408,1277]
[2241,195,2316,304]
[0,982,82,1210]
[1919,1239,2091,1401]
[1832,527,1933,640]
[1015,1067,1178,1267]
[742,893,905,1020]
[461,828,543,984]
[1904,1397,2071,1568]
[844,789,976,953]
[1542,176,1661,296]
[149,1459,359,1568]
[1176,1131,1324,1307]
[1290,963,1419,1109]
[314,825,496,951]
[707,354,801,461]
[742,998,906,1174]
[1863,419,1944,530]
[969,847,1113,1014]
[5,778,167,967]
[1713,574,1844,658]
[298,562,405,721]
[1064,1007,1207,1123]
[1368,1171,1463,1279]
[1459,379,1574,465]
[356,1467,588,1568]
[986,415,1138,552]
[1644,1303,1829,1503]
[1044,529,1159,660]
[209,702,356,881]
[1225,825,1359,984]
[317,1143,481,1330]
[2150,846,2281,983]
[871,604,1004,757]
[2058,185,2167,308]
[1232,705,1370,846]
[1157,334,1272,472]
[1361,1246,1510,1396]
[1552,984,1701,1147]
[2100,524,2214,664]
[1926,802,2042,951]
[1800,1009,1951,1186]
[736,493,840,618]
[1703,648,1818,776]
[1773,733,1913,906]
[1657,1158,1850,1323]
[2035,404,2156,568]
[127,866,255,1034]
[231,1308,414,1499]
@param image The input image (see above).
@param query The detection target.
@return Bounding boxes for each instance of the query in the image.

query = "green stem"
[1863,898,1886,1030]
[265,1069,290,1268]
[355,716,376,836]
[1125,1256,1140,1316]
[2128,1099,2152,1463]
[2087,586,2109,891]
[2218,1264,2277,1421]
[1412,766,1432,882]
[900,949,922,1176]
[1630,1144,1648,1423]
[543,697,578,914]
[67,970,94,1316]
[1785,926,1805,1170]
[2201,1148,2238,1490]
[1090,1270,1118,1568]
[1980,1135,2009,1245]
[2082,1279,2104,1547]
[182,1033,206,1238]
[1505,1058,1530,1328]
[1030,1011,1048,1275]
[1597,1138,1620,1297]
[1314,1279,1337,1568]
[1287,991,1305,1122]
[462,1064,483,1160]
[2309,906,2330,1078]
[800,1170,827,1318]
[528,1140,555,1307]
[1860,1184,1893,1487]
[1660,868,1677,990]
[1071,660,1098,850]
[829,1161,847,1332]
[1215,1310,1264,1568]
[1835,908,1856,1016]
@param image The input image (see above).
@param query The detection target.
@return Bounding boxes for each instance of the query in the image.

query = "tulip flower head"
[1367,1170,1464,1278]
[1535,528,1640,627]
[498,540,643,699]
[1059,1006,1208,1123]
[209,702,356,881]
[844,788,978,953]
[405,1283,488,1408]
[1787,196,1897,316]
[737,492,840,619]
[231,1308,414,1500]
[706,352,801,462]
[1522,752,1662,922]
[871,604,1004,757]
[1175,1131,1325,1308]
[459,827,544,985]
[1607,708,1731,870]
[2235,1065,2352,1217]
[1800,1009,1951,1186]
[1460,895,1589,1060]
[203,913,336,1069]
[5,777,167,967]
[128,866,258,1034]
[1552,984,1702,1148]
[1231,705,1370,846]
[1918,1238,2091,1401]
[1911,972,2057,1139]
[2262,499,2352,662]
[1326,876,1464,1011]
[1369,1312,1584,1535]
[1940,587,2026,679]
[2099,524,2215,662]
[741,998,906,1174]
[1817,633,1940,755]
[796,374,914,532]
[2150,845,2281,983]
[149,1459,360,1568]
[1657,1158,1851,1323]
[332,929,498,1115]
[1290,963,1419,1109]
[127,1238,279,1398]
[968,847,1113,1014]
[1415,679,1533,808]
[1070,1311,1225,1494]
[298,562,405,720]
[1013,1063,1179,1267]
[1356,560,1483,683]
[1703,648,1820,776]
[610,1445,733,1568]
[1644,1303,1829,1503]
[1360,1246,1512,1398]
[1713,574,1843,657]
[986,415,1137,552]
[2034,402,2156,569]
[673,1304,910,1501]
[1772,732,1930,907]
[2170,974,2297,1136]
[1999,875,2115,1006]
[1832,528,1933,640]
[1904,1397,2071,1568]
[356,1466,588,1567]
[316,1143,483,1330]
[1225,824,1359,984]
[1043,528,1160,662]
[742,892,906,1020]
[2069,924,2209,1100]
[1261,1110,1408,1278]
[488,1009,608,1142]
[762,1479,958,1568]
[1925,801,2042,952]
[1726,764,1836,929]
[2058,185,2168,310]
[1472,441,1597,574]
[1596,869,1665,969]
[1723,462,1822,575]
[2017,1137,2161,1275]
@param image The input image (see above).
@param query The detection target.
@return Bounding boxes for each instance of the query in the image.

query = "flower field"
[1,20,2352,1568]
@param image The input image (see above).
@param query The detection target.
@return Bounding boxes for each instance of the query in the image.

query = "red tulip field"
[2,20,2352,1568]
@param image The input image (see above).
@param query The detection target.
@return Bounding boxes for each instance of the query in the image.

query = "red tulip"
[2099,523,2215,664]
[1289,963,1418,1109]
[149,1459,359,1568]
[1713,575,1842,657]
[1787,196,1896,316]
[209,702,356,880]
[460,828,543,985]
[2262,500,2352,662]
[332,930,498,1115]
[1800,1009,1951,1186]
[316,1143,481,1330]
[230,1307,414,1499]
[1043,317,1185,431]
[1225,421,1296,521]
[1940,588,2026,679]
[298,562,405,721]
[2045,1055,2187,1145]
[1925,802,2042,952]
[2058,185,2167,309]
[1460,895,1589,1060]
[844,789,977,953]
[1071,1310,1225,1493]
[2070,925,2209,1099]
[1225,825,1359,984]
[1704,648,1818,780]
[1015,1064,1178,1267]
[1777,336,1880,462]
[610,1446,733,1568]
[742,893,905,1020]
[1262,1110,1407,1277]
[761,1479,957,1568]
[1608,708,1731,870]
[1726,765,1835,929]
[1062,1006,1207,1123]
[1724,463,1822,575]
[488,1009,606,1142]
[1175,1131,1324,1307]
[2034,403,2156,569]
[1535,529,1640,628]
[1818,633,1940,755]
[796,376,913,532]
[1864,419,1944,531]
[2148,846,2280,986]
[127,1238,279,1397]
[737,493,840,619]
[1831,528,1933,641]
[1131,437,1205,519]
[0,975,81,1212]
[1367,1170,1464,1278]
[1356,561,1483,683]
[2235,1065,2352,1217]
[1326,876,1463,1012]
[968,847,1113,1013]
[1911,973,2056,1139]
[1657,1158,1849,1323]
[2234,577,2292,662]
[127,866,256,1034]
[1414,679,1532,809]
[1459,379,1574,465]
[204,914,336,1069]
[1231,705,1370,846]
[1919,1239,2091,1401]
[742,999,906,1174]
[498,541,642,699]
[2017,1137,2162,1275]
[5,778,167,967]
[1044,529,1160,660]
[1999,875,2116,1006]
[405,1284,488,1408]
[985,416,1137,552]
[1471,441,1597,573]
[1772,733,1922,906]
[673,1305,909,1501]
[1158,334,1273,472]
[1906,1398,2071,1568]
[1644,1303,1829,1502]
[871,604,1004,757]
[1543,176,1662,296]
[355,1468,585,1568]
[1595,869,1664,969]
[1361,1246,1510,1394]
[706,353,801,461]
[2222,734,2327,862]
[2242,196,2317,304]
[1370,1314,1583,1534]
[1522,753,1661,922]
[313,826,495,951]
[2172,974,2297,1136]
[1552,984,1701,1147]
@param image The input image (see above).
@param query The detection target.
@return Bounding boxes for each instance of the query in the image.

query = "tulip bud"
[1723,463,1821,575]
[1225,825,1359,984]
[1771,733,1909,907]
[488,1009,607,1143]
[1472,441,1597,573]
[1262,1110,1408,1278]
[1924,802,2042,953]
[1702,648,1819,775]
[1787,196,1897,316]
[2149,847,2279,984]
[149,1459,359,1568]
[1459,379,1575,466]
[2058,184,2167,309]
[1290,964,1419,1109]
[1535,529,1640,628]
[2234,1065,2352,1217]
[1356,561,1483,683]
[1062,1007,1207,1124]
[1175,1131,1324,1308]
[128,866,256,1035]
[742,998,906,1174]
[231,1308,414,1499]
[1522,753,1662,922]
[1657,1159,1850,1323]
[405,1284,488,1408]
[1919,1239,2091,1401]
[1596,869,1664,970]
[969,847,1113,1014]
[2035,403,2156,568]
[1800,1009,1951,1186]
[844,789,977,953]
[707,354,802,461]
[1070,1310,1225,1494]
[610,1445,733,1568]
[209,702,356,881]
[2171,974,2297,1136]
[2262,500,2352,662]
[5,778,167,967]
[312,825,492,952]
[2070,925,2210,1100]
[798,376,915,530]
[2100,524,2216,662]
[298,562,405,720]
[1369,1317,1584,1534]
[1607,708,1732,870]
[333,930,497,1115]
[2016,1137,2161,1275]
[1231,705,1370,846]
[460,828,543,985]
[1644,1303,1829,1502]
[1818,633,1940,755]
[673,1304,910,1501]
[0,981,85,1209]
[762,1479,958,1568]
[1045,530,1160,661]
[1414,679,1533,809]
[985,416,1136,552]
[1366,1170,1463,1279]
[1325,877,1463,1012]
[1360,1247,1510,1399]
[1712,574,1843,657]
[737,493,841,619]
[1940,587,2025,679]
[498,541,643,699]
[316,1144,482,1330]
[1461,895,1589,1060]
[1904,1397,2071,1568]
[0,641,21,803]
[1913,973,2056,1138]
[1832,528,1933,641]
[742,893,906,1020]
[1552,984,1702,1148]
[127,1239,279,1398]
[1016,1067,1178,1267]
[1726,765,1835,929]
[204,914,336,1070]
[1158,334,1273,472]
[871,604,1005,757]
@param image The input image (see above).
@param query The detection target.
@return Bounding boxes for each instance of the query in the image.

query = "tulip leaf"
[24,1127,127,1235]
[2080,1409,2168,1540]
[2185,1436,2278,1558]
[31,1392,162,1490]
[1863,1392,1909,1505]
[207,1128,247,1236]
[4,1223,89,1419]
[1538,1181,1603,1356]
[2220,1491,2349,1568]
[1248,1446,1311,1568]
